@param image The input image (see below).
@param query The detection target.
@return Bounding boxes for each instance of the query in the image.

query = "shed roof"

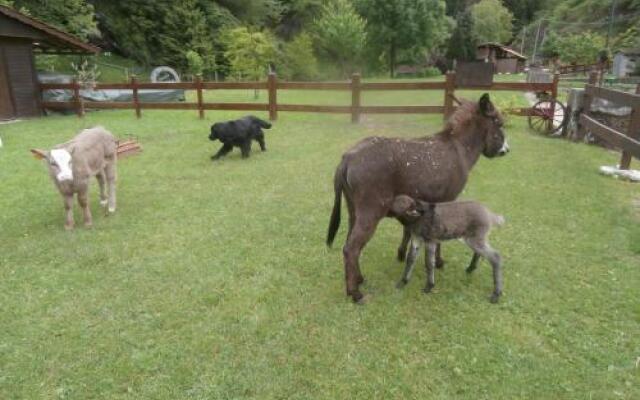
[0,5,99,54]
[478,42,527,60]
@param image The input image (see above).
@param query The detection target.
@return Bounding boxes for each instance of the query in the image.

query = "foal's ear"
[30,149,48,160]
[478,93,495,116]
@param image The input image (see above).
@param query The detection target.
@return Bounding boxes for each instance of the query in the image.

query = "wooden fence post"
[131,76,141,119]
[578,76,598,140]
[588,71,599,86]
[443,71,456,119]
[351,73,361,123]
[549,73,560,131]
[619,84,640,169]
[268,72,277,121]
[72,78,84,118]
[195,74,204,119]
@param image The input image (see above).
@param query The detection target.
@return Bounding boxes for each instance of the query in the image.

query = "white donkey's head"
[31,148,74,182]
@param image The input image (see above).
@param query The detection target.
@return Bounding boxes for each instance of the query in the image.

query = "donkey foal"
[31,126,117,230]
[391,195,505,303]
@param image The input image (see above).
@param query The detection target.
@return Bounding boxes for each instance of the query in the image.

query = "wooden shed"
[476,43,527,74]
[0,5,99,120]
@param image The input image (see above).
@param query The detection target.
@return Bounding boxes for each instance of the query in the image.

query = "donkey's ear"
[478,93,495,116]
[30,149,48,160]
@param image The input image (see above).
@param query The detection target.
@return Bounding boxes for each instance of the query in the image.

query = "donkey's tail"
[491,213,506,227]
[326,160,347,247]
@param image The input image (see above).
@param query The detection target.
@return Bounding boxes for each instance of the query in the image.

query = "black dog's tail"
[327,160,347,247]
[250,116,272,129]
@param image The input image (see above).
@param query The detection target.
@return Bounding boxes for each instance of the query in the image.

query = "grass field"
[1,86,639,399]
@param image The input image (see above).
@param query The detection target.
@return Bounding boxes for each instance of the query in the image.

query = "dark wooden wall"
[0,37,41,119]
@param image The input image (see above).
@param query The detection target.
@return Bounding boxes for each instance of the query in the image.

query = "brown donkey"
[326,94,509,303]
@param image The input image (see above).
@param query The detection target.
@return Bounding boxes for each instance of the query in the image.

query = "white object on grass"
[599,165,640,182]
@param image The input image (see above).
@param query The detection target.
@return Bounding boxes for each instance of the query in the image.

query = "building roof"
[478,42,527,60]
[0,5,99,54]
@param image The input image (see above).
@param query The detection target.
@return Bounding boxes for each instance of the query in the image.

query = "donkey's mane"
[443,99,478,135]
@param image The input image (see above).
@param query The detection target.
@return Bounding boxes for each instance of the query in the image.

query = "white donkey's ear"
[30,149,48,160]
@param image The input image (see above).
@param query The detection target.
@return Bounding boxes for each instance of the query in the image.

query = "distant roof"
[478,42,527,60]
[0,5,99,54]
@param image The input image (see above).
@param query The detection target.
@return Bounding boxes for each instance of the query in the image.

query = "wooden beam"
[580,114,640,159]
[585,85,640,108]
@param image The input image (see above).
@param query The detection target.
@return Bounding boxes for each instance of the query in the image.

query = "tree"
[470,0,514,44]
[281,32,319,80]
[446,9,477,62]
[356,0,451,77]
[14,0,98,40]
[551,32,606,65]
[313,0,367,77]
[222,26,277,96]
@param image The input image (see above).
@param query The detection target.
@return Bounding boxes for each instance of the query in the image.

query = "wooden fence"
[40,72,558,123]
[579,83,640,169]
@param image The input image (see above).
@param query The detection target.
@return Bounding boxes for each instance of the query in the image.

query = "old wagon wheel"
[528,99,567,135]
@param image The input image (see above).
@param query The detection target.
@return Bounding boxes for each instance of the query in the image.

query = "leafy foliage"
[470,0,514,44]
[14,0,98,40]
[222,26,277,83]
[446,9,477,62]
[313,0,367,77]
[356,0,451,77]
[542,32,606,65]
[280,32,319,80]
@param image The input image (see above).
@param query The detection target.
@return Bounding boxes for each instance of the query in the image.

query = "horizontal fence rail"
[39,72,559,123]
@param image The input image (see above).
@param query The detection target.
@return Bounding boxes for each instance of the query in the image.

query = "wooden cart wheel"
[528,99,567,135]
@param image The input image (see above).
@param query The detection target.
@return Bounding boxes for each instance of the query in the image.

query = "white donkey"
[31,126,117,230]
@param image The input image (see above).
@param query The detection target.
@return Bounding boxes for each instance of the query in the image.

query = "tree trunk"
[389,42,396,78]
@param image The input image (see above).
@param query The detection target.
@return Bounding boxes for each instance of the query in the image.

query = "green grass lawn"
[1,87,639,399]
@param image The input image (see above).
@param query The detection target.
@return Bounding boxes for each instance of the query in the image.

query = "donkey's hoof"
[489,293,501,303]
[436,259,445,269]
[422,284,434,294]
[396,279,408,289]
[354,294,370,305]
[465,265,477,274]
[64,224,74,231]
[84,223,93,229]
[396,249,406,262]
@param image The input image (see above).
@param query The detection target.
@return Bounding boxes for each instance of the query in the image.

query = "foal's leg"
[211,143,233,160]
[466,253,481,273]
[435,243,445,269]
[396,225,411,262]
[96,170,107,208]
[423,242,437,293]
[105,161,117,214]
[77,186,92,228]
[343,213,381,303]
[396,238,421,288]
[62,194,74,230]
[465,238,503,303]
[345,199,363,285]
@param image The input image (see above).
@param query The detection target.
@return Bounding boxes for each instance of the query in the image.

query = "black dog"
[209,116,272,160]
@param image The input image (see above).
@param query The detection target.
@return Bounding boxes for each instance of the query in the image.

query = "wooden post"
[578,77,598,140]
[268,72,277,121]
[195,74,204,119]
[72,78,84,118]
[548,73,560,132]
[443,71,456,120]
[131,76,141,119]
[351,73,361,123]
[618,84,640,169]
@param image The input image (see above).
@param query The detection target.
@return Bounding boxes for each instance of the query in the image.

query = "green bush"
[420,66,442,78]
[280,33,319,81]
[185,50,204,78]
